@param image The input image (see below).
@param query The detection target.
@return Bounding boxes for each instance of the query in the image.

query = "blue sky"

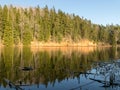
[0,0,120,25]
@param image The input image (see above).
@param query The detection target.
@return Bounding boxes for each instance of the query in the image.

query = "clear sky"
[0,0,120,25]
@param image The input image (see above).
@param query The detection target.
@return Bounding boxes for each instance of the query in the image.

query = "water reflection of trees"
[87,60,120,89]
[0,47,120,88]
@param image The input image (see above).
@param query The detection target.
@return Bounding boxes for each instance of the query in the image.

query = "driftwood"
[89,78,108,84]
[70,60,120,90]
[89,78,120,87]
[19,66,33,71]
[4,78,23,90]
[73,72,94,74]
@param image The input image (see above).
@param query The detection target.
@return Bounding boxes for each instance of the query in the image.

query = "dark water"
[0,47,120,90]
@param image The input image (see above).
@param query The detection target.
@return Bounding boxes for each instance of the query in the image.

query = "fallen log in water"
[89,78,120,87]
[89,78,108,84]
[3,78,23,90]
[19,66,33,71]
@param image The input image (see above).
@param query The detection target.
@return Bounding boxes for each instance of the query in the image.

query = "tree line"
[0,5,120,46]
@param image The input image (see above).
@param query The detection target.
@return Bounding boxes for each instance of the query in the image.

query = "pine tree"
[3,6,14,46]
[0,5,120,46]
[0,5,3,44]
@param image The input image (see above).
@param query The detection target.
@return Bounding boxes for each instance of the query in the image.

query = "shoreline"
[30,41,97,47]
[30,41,114,47]
[0,41,117,47]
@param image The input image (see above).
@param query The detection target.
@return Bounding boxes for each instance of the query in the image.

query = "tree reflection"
[0,47,120,88]
[89,60,120,88]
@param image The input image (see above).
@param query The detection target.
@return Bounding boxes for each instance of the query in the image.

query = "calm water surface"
[0,47,120,90]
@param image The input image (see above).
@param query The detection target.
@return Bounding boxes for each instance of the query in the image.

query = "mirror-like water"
[0,47,120,90]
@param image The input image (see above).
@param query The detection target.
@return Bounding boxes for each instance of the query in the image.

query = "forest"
[0,5,120,46]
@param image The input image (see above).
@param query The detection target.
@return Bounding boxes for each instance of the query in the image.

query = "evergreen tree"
[23,24,32,45]
[0,5,3,44]
[0,5,120,46]
[3,6,14,46]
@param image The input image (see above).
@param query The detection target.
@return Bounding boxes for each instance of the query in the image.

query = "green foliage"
[3,9,14,46]
[3,21,14,46]
[0,6,3,43]
[0,5,120,46]
[23,28,32,45]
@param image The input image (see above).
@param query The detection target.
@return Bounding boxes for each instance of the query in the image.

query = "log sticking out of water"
[89,78,120,87]
[74,71,94,74]
[89,78,107,84]
[3,78,23,90]
[19,66,33,71]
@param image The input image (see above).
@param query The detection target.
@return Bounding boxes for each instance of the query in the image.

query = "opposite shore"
[0,40,113,47]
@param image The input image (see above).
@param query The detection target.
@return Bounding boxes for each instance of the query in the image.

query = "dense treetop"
[0,5,120,46]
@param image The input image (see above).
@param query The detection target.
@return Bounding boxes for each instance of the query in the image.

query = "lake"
[0,46,120,90]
